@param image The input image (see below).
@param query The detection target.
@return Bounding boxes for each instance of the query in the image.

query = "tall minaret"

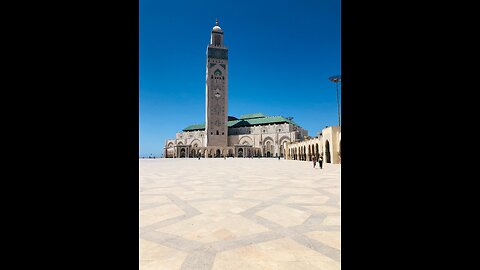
[205,19,228,147]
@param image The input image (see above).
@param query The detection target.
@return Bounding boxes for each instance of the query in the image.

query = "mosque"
[164,20,341,164]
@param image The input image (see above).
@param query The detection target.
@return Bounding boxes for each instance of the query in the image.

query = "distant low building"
[285,126,341,164]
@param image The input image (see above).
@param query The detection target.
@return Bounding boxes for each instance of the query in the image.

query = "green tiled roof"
[239,113,266,119]
[182,114,299,131]
[183,123,205,131]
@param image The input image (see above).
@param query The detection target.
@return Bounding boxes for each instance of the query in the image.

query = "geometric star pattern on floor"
[140,158,341,269]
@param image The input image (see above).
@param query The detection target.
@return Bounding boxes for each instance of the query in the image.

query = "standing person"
[318,154,323,169]
[312,155,316,168]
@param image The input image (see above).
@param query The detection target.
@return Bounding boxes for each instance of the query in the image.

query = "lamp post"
[328,75,341,127]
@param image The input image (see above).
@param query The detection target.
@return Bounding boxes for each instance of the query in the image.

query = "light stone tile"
[142,186,188,194]
[156,214,269,243]
[321,216,341,226]
[256,204,311,227]
[212,237,339,270]
[237,185,275,191]
[304,231,340,250]
[191,185,227,191]
[276,187,321,195]
[233,190,284,201]
[281,195,329,205]
[140,203,185,227]
[175,191,225,201]
[302,205,340,214]
[140,195,171,205]
[189,199,259,215]
[140,239,187,270]
[324,187,341,195]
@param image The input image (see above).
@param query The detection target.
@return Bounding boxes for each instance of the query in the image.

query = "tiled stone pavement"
[140,158,341,269]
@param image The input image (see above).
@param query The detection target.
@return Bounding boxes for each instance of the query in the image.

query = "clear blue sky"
[140,0,341,157]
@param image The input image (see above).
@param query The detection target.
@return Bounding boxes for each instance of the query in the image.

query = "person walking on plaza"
[318,154,323,169]
[312,155,317,168]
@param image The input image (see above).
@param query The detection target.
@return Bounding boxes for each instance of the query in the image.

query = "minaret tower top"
[210,19,224,47]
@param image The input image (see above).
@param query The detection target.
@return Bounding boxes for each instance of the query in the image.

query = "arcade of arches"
[285,126,341,164]
[165,126,341,164]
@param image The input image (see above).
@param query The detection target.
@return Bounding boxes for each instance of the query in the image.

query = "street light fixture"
[328,75,341,127]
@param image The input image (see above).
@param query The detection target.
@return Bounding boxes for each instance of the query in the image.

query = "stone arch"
[263,136,274,144]
[177,141,183,145]
[239,136,253,145]
[228,149,233,157]
[191,149,196,157]
[197,149,202,157]
[263,136,274,157]
[279,136,290,158]
[180,148,186,158]
[216,149,221,158]
[167,142,174,148]
[278,135,290,144]
[190,139,201,147]
[325,140,331,163]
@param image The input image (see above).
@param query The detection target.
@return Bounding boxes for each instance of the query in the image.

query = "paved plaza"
[140,158,341,270]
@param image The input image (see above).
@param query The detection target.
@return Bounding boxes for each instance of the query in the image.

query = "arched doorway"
[238,148,243,157]
[191,149,196,157]
[228,149,233,157]
[325,140,331,163]
[266,151,271,157]
[180,148,186,158]
[216,149,221,158]
[265,141,272,157]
